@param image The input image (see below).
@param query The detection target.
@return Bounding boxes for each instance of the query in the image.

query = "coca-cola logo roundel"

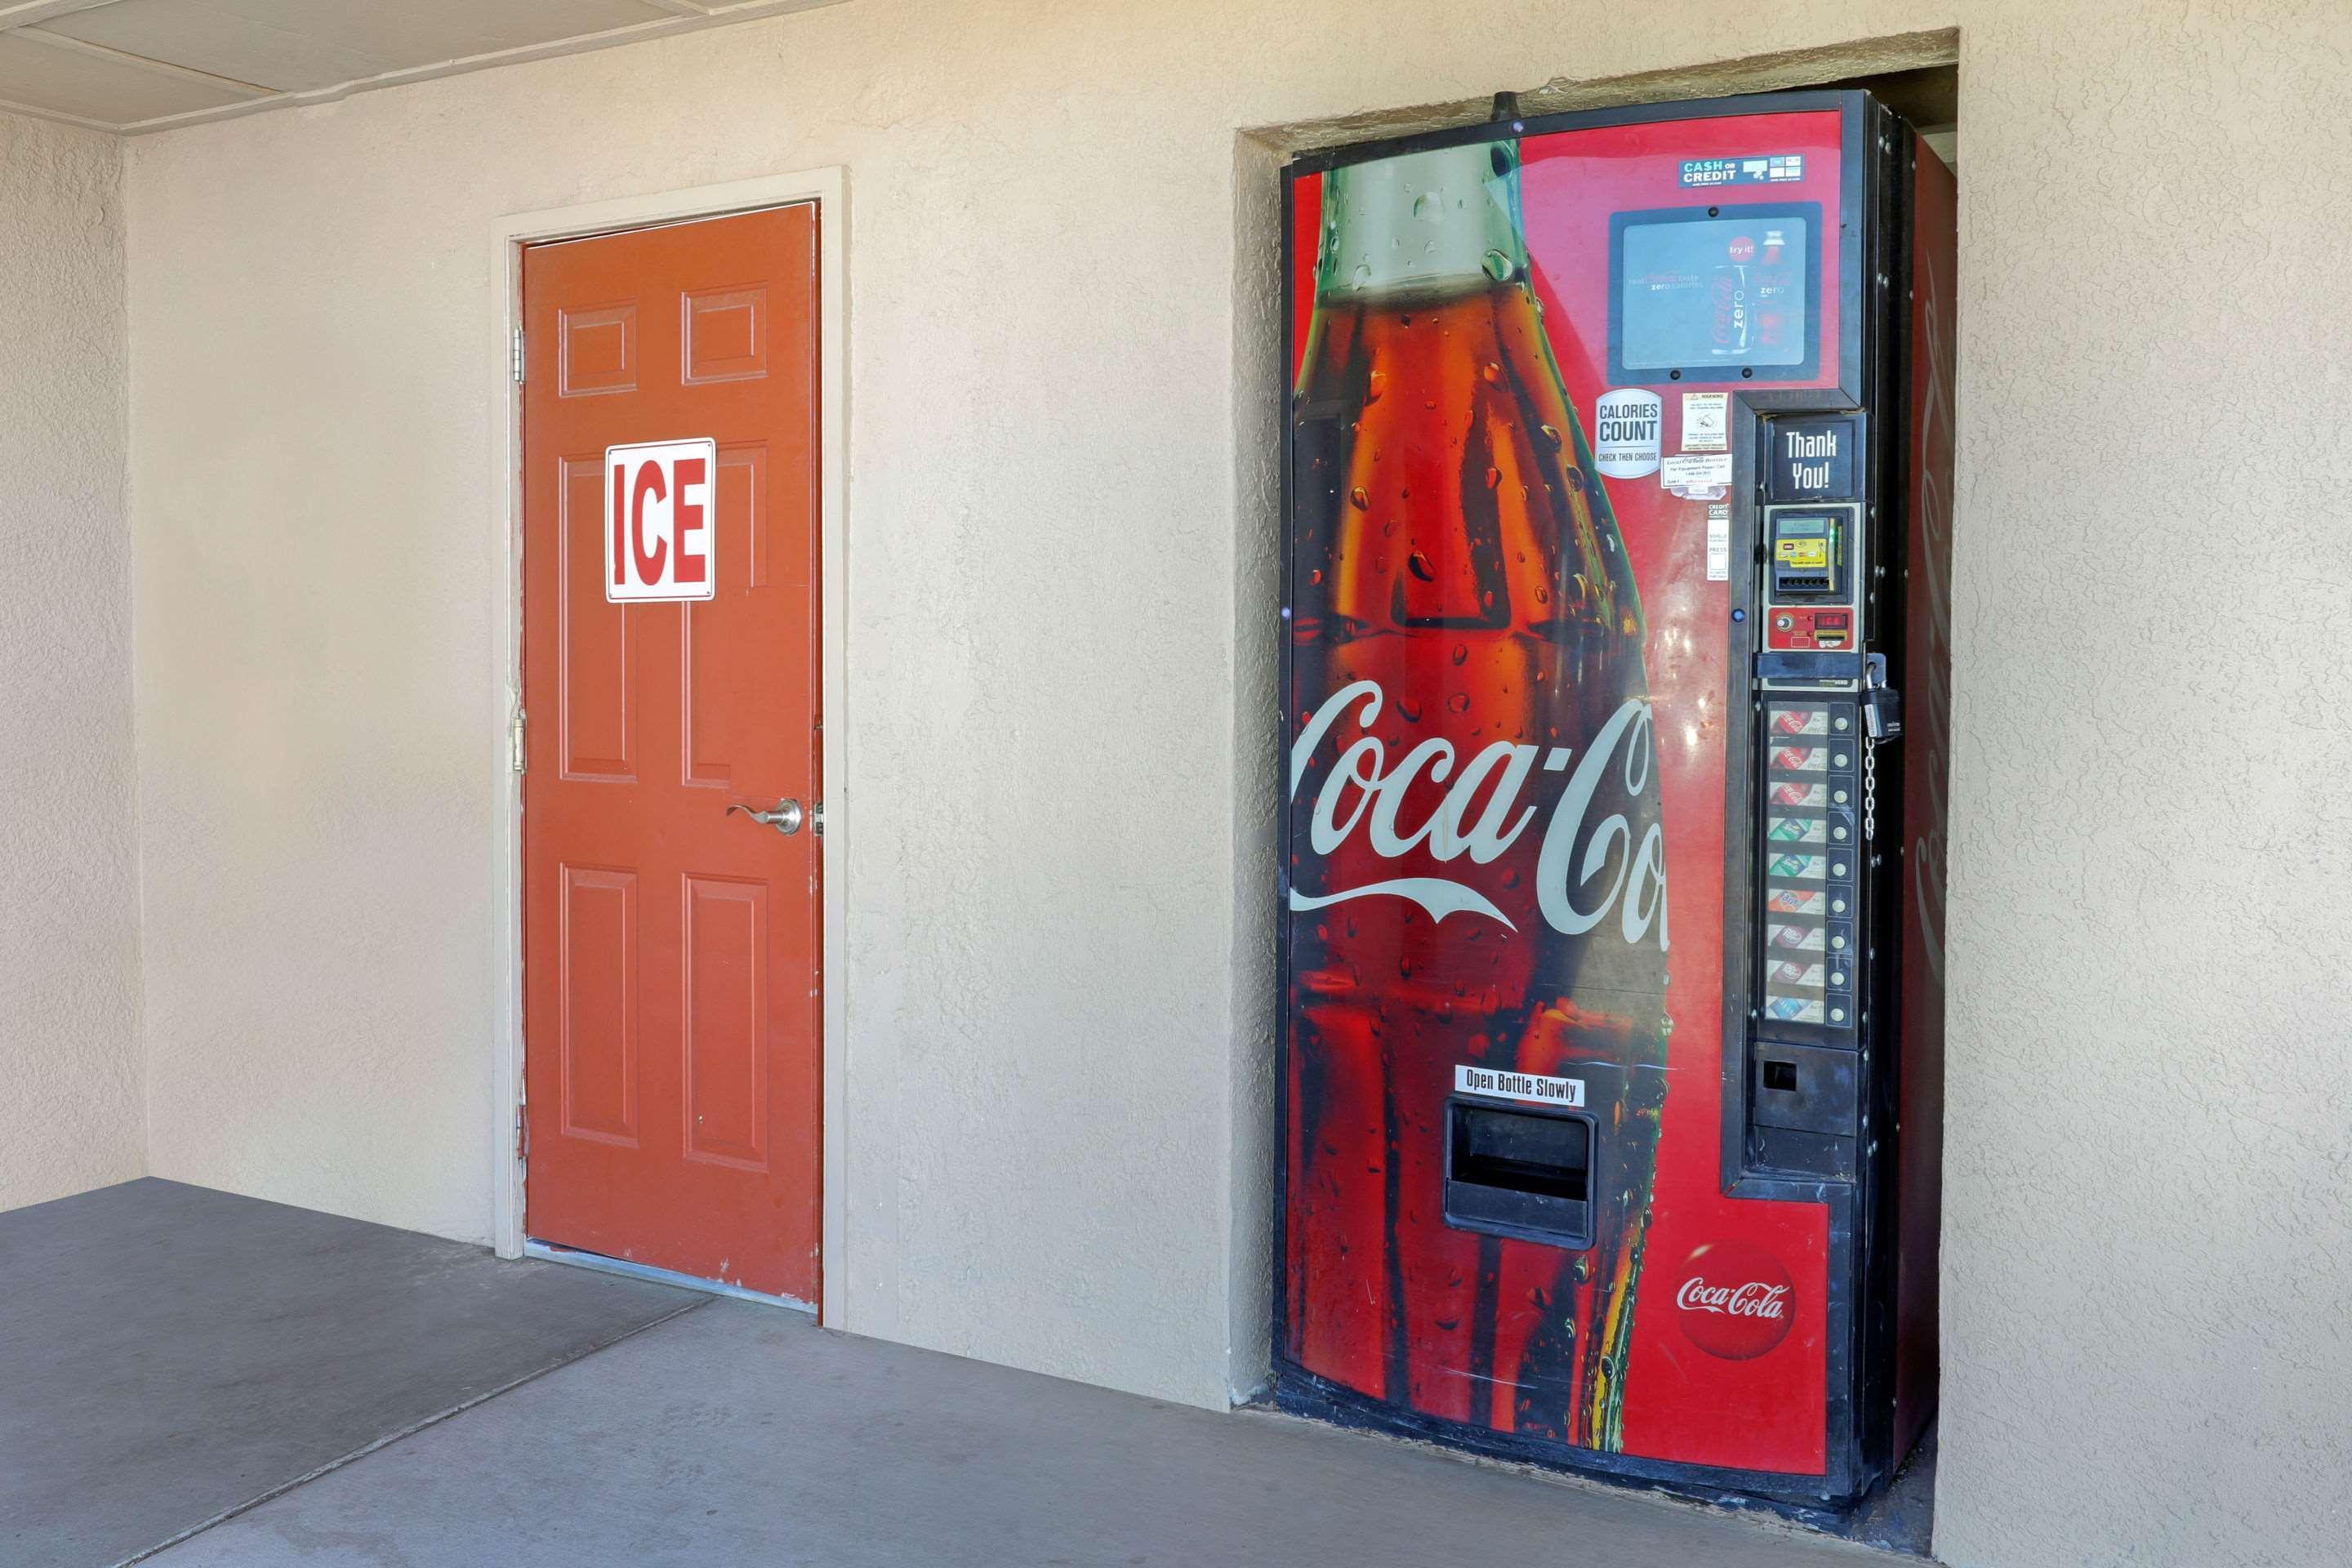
[1673,1241,1793,1361]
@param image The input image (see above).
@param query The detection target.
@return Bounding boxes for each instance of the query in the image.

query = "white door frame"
[484,169,851,1327]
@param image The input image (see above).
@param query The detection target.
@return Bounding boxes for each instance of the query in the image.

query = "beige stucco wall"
[119,3,2352,1564]
[0,111,142,1214]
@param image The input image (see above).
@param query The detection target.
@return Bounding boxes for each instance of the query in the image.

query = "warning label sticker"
[1682,391,1730,452]
[1455,1063,1585,1108]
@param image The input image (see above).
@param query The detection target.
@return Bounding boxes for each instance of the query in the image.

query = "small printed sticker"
[1593,389,1662,479]
[1679,155,1806,187]
[1662,452,1735,492]
[1455,1063,1585,1108]
[1707,502,1731,581]
[1682,392,1730,452]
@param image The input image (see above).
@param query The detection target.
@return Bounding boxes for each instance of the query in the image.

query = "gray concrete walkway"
[2,1181,1911,1566]
[145,1299,1894,1568]
[0,1179,696,1566]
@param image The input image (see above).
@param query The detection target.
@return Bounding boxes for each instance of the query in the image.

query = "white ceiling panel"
[38,2,402,93]
[0,0,846,133]
[0,28,255,123]
[44,0,674,92]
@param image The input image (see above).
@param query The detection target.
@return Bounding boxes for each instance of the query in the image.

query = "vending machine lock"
[1861,653,1902,741]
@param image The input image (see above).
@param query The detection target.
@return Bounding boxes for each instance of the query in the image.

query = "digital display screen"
[1614,207,1816,373]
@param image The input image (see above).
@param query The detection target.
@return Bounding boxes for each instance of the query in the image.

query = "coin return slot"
[1442,1100,1593,1249]
[1750,1043,1860,1137]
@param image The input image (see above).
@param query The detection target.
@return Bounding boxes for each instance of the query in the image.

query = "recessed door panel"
[559,865,637,1145]
[560,457,631,780]
[684,875,768,1170]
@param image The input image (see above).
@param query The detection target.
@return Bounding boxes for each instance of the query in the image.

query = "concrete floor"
[0,1179,696,1566]
[4,1181,1917,1567]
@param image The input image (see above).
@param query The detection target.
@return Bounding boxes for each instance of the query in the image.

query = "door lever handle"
[726,799,805,836]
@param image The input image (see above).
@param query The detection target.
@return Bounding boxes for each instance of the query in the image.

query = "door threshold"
[524,1240,817,1315]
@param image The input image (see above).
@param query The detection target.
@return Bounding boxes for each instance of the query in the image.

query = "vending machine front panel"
[1276,89,1951,1504]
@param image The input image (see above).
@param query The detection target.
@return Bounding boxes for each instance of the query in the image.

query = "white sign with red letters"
[604,438,717,603]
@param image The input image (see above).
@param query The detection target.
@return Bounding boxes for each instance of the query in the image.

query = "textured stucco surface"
[118,3,2352,1564]
[1931,5,2352,1565]
[0,111,141,1212]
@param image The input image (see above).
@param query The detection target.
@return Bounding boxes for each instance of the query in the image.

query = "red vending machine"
[1276,89,1955,1503]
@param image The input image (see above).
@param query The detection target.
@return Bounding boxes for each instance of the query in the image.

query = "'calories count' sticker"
[1593,389,1662,479]
[1673,1240,1795,1361]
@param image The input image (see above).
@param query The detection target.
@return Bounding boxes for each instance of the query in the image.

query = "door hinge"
[511,328,526,384]
[510,708,528,774]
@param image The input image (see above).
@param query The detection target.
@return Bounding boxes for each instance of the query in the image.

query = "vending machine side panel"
[1891,127,1958,1468]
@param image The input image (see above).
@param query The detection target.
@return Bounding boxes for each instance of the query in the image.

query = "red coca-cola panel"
[1281,108,1847,1480]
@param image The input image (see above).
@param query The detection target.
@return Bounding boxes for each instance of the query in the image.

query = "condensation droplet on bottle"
[1349,486,1369,510]
[1481,250,1517,282]
[1412,191,1442,223]
[1481,362,1502,384]
[1352,262,1372,287]
[1309,568,1323,585]
[1485,466,1501,489]
[1450,643,1468,666]
[1365,369,1388,404]
[1538,424,1563,447]
[1446,693,1472,715]
[1573,1257,1592,1282]
[1407,550,1436,582]
[1490,144,1515,178]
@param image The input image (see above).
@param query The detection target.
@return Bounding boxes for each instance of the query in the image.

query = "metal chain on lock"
[1861,733,1879,842]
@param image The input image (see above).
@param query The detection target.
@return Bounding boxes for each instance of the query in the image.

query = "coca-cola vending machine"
[1276,89,1954,1503]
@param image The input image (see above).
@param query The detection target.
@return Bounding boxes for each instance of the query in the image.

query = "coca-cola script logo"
[1673,1241,1793,1361]
[1286,679,1667,946]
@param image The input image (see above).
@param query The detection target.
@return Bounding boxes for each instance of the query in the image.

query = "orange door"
[521,206,821,1305]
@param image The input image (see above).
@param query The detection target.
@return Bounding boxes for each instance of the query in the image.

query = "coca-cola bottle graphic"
[1285,136,1670,1450]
